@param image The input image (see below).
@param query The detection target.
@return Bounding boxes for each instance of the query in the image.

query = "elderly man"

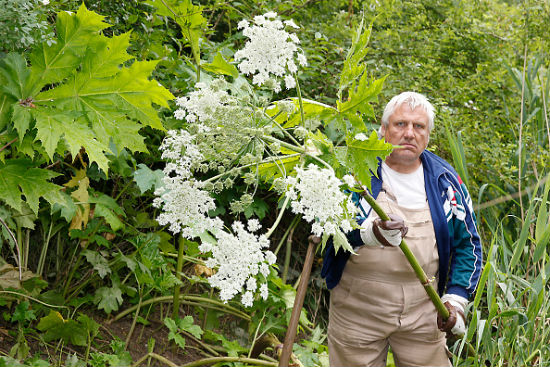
[322,92,482,367]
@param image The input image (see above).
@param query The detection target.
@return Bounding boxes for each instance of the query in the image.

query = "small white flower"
[355,133,368,141]
[265,251,276,265]
[241,291,254,307]
[237,19,249,29]
[174,109,186,120]
[246,277,257,292]
[260,283,269,299]
[247,218,261,232]
[284,19,299,29]
[343,174,356,187]
[284,74,296,89]
[264,11,278,19]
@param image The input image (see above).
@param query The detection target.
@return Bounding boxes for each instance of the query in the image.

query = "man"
[321,92,482,367]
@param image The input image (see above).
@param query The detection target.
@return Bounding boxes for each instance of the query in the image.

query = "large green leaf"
[338,131,393,191]
[29,4,110,92]
[0,160,64,214]
[0,4,176,174]
[0,53,31,99]
[337,74,387,119]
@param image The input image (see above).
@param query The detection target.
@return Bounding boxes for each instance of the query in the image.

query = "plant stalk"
[172,236,186,319]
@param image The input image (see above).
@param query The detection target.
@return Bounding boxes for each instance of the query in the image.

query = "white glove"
[439,294,468,336]
[359,214,408,248]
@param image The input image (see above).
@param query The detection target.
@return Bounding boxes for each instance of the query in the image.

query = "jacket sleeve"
[444,176,483,298]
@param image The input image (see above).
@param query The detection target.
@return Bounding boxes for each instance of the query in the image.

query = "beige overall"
[328,184,451,367]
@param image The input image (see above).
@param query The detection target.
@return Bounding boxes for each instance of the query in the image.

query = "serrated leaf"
[94,284,123,314]
[89,193,125,231]
[134,163,164,193]
[342,131,393,191]
[0,53,31,99]
[164,318,186,349]
[265,98,337,129]
[0,159,63,214]
[29,4,110,92]
[202,52,238,78]
[37,311,88,346]
[337,74,387,118]
[12,104,32,141]
[339,17,373,95]
[83,249,111,278]
[258,155,300,181]
[178,315,203,340]
[17,5,175,173]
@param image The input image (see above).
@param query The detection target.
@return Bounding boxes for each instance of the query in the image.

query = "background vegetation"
[0,0,549,366]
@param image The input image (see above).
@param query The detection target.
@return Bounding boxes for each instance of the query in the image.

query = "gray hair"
[380,92,435,131]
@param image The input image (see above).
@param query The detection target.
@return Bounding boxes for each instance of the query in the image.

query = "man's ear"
[378,125,386,139]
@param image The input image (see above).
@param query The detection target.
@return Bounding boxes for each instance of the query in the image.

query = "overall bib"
[328,184,451,367]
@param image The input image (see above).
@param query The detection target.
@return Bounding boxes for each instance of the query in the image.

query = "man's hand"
[437,294,468,337]
[360,214,408,248]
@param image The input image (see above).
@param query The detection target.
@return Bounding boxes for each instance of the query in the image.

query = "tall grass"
[447,57,550,366]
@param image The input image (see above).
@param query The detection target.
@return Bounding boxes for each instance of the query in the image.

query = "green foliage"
[0,0,54,52]
[0,159,63,214]
[164,316,204,349]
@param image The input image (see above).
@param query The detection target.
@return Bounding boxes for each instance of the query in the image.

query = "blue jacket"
[321,150,482,299]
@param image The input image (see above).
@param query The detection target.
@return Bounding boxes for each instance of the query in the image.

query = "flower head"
[203,220,275,307]
[284,164,358,236]
[234,12,307,91]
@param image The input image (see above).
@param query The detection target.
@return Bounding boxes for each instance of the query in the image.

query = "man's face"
[381,102,430,172]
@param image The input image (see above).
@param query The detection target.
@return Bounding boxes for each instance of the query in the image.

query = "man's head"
[381,92,435,131]
[380,92,434,173]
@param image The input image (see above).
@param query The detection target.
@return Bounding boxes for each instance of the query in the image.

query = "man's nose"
[404,123,415,137]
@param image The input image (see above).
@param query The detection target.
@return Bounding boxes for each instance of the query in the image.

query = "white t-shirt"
[381,162,426,209]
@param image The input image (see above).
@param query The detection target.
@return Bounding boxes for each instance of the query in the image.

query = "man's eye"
[414,124,424,129]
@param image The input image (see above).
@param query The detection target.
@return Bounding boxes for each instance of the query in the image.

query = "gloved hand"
[437,294,468,337]
[359,214,408,248]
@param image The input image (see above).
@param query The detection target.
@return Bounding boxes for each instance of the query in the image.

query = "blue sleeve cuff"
[445,285,470,299]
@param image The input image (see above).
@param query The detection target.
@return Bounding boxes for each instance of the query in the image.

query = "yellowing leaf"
[202,52,239,78]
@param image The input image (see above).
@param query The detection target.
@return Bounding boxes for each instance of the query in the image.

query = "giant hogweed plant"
[153,12,393,308]
[0,4,174,302]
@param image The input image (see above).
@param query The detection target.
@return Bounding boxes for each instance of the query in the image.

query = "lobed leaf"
[0,160,64,214]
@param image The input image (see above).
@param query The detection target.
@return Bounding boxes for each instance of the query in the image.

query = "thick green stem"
[265,194,292,239]
[111,295,250,323]
[262,135,305,154]
[294,74,306,128]
[203,153,302,184]
[180,357,277,367]
[282,224,296,284]
[172,236,186,319]
[360,191,450,320]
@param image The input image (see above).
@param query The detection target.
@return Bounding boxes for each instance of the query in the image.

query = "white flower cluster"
[173,81,231,129]
[235,12,307,92]
[154,131,276,307]
[153,130,223,238]
[199,220,275,307]
[283,164,358,236]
